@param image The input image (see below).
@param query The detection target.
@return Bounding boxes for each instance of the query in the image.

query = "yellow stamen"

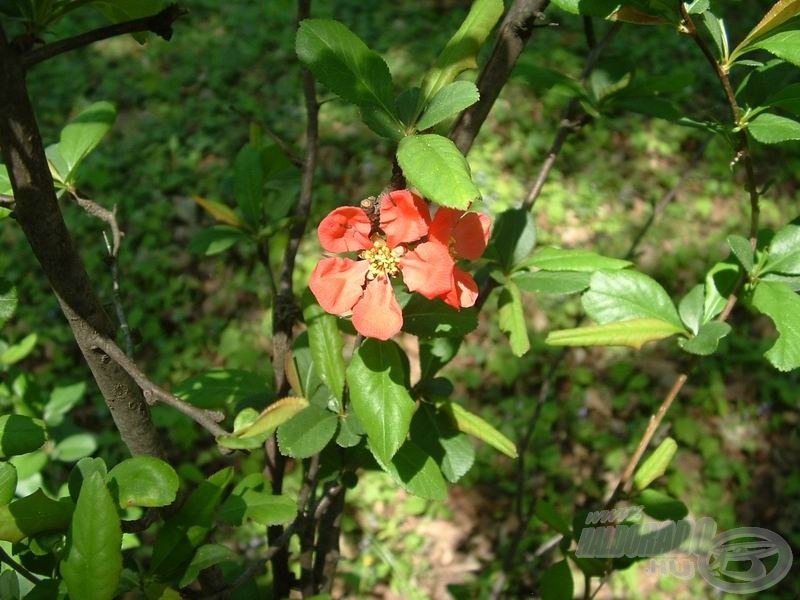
[364,238,400,278]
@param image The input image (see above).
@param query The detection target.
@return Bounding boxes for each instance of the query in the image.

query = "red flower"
[309,190,454,340]
[427,207,492,308]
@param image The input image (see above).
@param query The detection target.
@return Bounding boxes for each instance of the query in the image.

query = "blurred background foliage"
[1,0,799,597]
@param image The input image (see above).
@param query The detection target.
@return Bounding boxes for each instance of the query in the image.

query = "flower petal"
[379,189,431,247]
[399,241,454,299]
[428,206,462,247]
[351,276,403,340]
[453,212,492,260]
[317,206,372,253]
[441,267,479,309]
[309,257,368,315]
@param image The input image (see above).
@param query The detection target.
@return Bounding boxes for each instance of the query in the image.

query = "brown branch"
[312,481,346,594]
[91,335,229,438]
[450,0,551,155]
[23,4,187,68]
[0,26,163,457]
[0,547,40,585]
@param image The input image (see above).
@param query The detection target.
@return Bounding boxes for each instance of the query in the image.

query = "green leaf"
[546,318,685,350]
[44,382,86,427]
[498,281,530,357]
[419,337,461,381]
[397,134,480,210]
[360,104,406,140]
[107,456,179,508]
[401,295,477,338]
[67,457,107,503]
[347,339,415,464]
[296,19,397,121]
[748,112,800,144]
[150,468,234,580]
[303,293,346,402]
[52,433,97,463]
[678,284,704,335]
[582,270,684,330]
[417,81,480,130]
[410,404,475,483]
[174,369,271,410]
[762,82,800,115]
[0,333,37,365]
[637,489,688,521]
[727,234,755,272]
[679,321,732,355]
[420,0,504,102]
[444,401,517,458]
[61,472,122,600]
[751,280,800,371]
[57,101,116,184]
[0,462,17,504]
[513,62,586,98]
[764,220,800,275]
[373,440,448,500]
[513,270,591,295]
[540,560,574,600]
[519,247,632,272]
[0,415,46,459]
[219,488,297,527]
[193,195,244,228]
[227,396,309,442]
[336,411,364,448]
[0,164,12,196]
[486,208,537,272]
[704,261,739,322]
[685,0,710,14]
[277,405,338,458]
[0,281,17,328]
[702,12,729,61]
[188,225,246,256]
[633,437,678,491]
[732,0,800,61]
[234,144,263,227]
[178,544,236,588]
[0,489,73,543]
[534,500,572,538]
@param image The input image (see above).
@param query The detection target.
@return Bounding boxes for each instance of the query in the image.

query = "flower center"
[363,239,401,278]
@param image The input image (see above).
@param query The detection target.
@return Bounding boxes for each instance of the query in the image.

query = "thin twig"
[0,547,40,584]
[91,335,228,438]
[23,4,187,67]
[70,191,121,255]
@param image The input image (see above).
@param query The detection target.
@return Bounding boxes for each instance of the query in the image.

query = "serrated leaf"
[678,284,704,335]
[336,411,364,448]
[513,270,591,295]
[107,456,179,508]
[417,81,480,130]
[373,440,448,500]
[193,195,244,229]
[541,560,573,600]
[582,270,684,330]
[732,0,800,61]
[303,293,345,402]
[347,339,415,464]
[751,280,800,371]
[748,112,800,144]
[679,321,731,355]
[174,369,272,410]
[638,488,688,521]
[546,318,685,350]
[419,337,461,381]
[277,405,338,458]
[486,208,537,271]
[685,0,710,14]
[498,281,530,357]
[0,281,17,327]
[0,415,46,459]
[178,544,236,588]
[61,472,122,600]
[57,101,116,184]
[411,404,475,483]
[764,220,800,275]
[0,489,73,543]
[702,12,729,60]
[188,225,246,256]
[401,295,477,338]
[704,261,739,322]
[444,401,517,458]
[519,247,632,272]
[296,19,398,122]
[727,234,754,272]
[397,134,480,210]
[633,437,678,491]
[420,0,504,102]
[360,103,406,140]
[0,462,17,504]
[232,396,309,440]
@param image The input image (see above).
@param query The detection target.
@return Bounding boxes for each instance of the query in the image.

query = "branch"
[450,0,550,154]
[91,335,229,439]
[0,547,40,585]
[23,4,187,68]
[0,193,14,208]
